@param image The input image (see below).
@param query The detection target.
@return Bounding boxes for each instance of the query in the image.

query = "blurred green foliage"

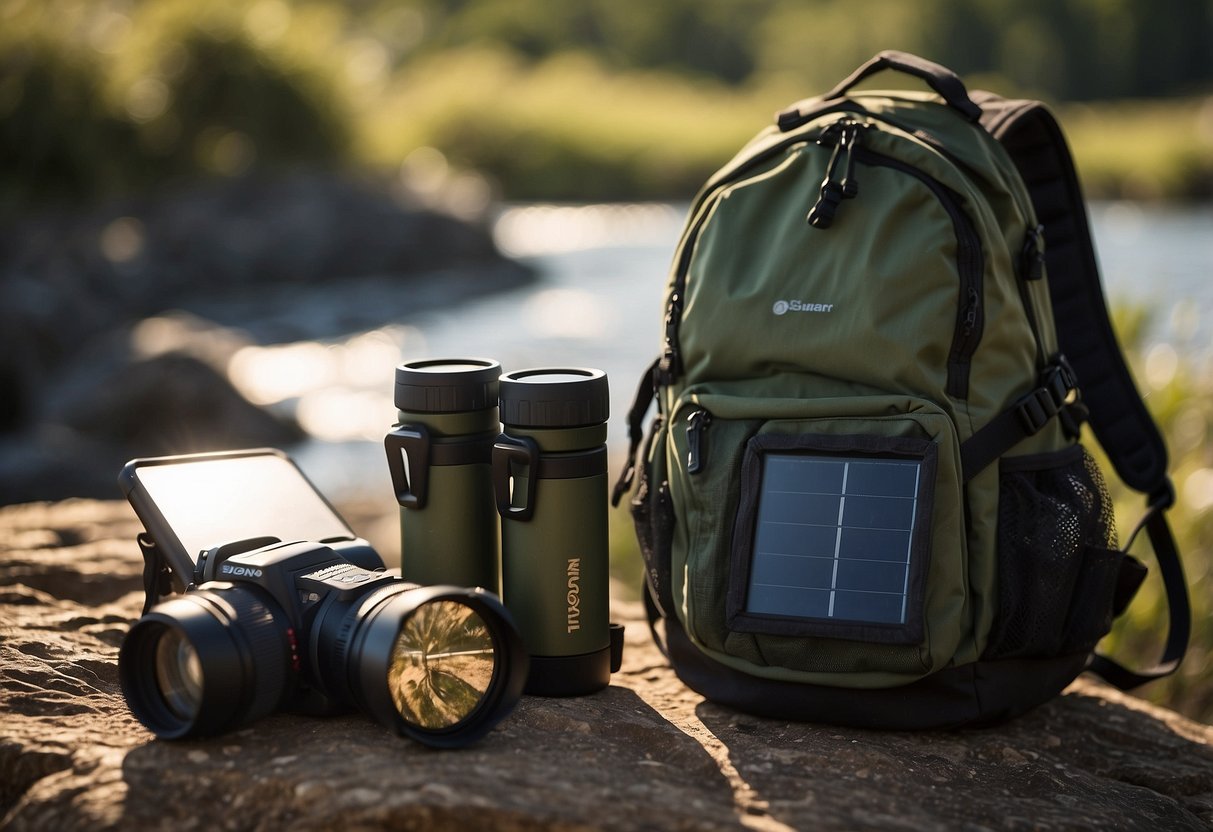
[1099,304,1213,721]
[371,0,1213,101]
[1,0,1211,205]
[0,0,350,210]
[0,35,138,203]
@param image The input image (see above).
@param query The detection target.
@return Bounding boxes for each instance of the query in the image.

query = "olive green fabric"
[652,89,1072,688]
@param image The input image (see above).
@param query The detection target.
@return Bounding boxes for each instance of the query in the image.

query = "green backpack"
[613,51,1190,728]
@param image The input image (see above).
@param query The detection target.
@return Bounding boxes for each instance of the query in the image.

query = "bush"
[0,37,138,209]
[105,1,350,183]
[362,49,779,200]
[0,0,352,209]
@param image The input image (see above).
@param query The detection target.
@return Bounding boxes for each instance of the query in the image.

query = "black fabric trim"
[1089,510,1190,689]
[821,50,983,123]
[724,433,936,646]
[997,443,1084,473]
[960,359,1079,482]
[665,610,1088,730]
[612,357,660,507]
[977,94,1187,689]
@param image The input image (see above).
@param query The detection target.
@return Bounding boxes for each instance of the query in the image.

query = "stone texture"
[3,500,1213,831]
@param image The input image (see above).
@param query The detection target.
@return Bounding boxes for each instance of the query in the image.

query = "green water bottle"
[493,367,611,696]
[385,358,501,593]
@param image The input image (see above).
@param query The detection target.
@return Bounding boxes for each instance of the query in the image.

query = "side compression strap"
[960,358,1082,482]
[979,94,1188,689]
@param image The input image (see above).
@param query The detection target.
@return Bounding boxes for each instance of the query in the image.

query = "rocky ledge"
[3,499,1213,831]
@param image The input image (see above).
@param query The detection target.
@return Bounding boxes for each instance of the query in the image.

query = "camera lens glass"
[388,600,496,729]
[120,589,291,740]
[344,585,527,748]
[153,628,204,721]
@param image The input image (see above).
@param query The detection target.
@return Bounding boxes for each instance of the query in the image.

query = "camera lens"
[119,588,291,739]
[320,584,527,748]
[387,600,497,729]
[153,628,203,721]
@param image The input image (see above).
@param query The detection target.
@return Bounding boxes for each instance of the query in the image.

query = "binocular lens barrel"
[495,367,611,697]
[387,358,502,593]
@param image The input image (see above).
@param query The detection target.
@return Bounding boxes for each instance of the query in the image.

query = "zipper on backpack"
[660,114,984,397]
[808,141,985,398]
[808,119,865,229]
[686,409,713,474]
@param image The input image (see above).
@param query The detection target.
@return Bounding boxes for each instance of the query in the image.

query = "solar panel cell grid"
[745,453,922,626]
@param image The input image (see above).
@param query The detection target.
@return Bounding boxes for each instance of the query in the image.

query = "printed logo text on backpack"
[772,300,835,315]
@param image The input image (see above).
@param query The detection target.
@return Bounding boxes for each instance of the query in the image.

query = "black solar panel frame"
[726,432,937,645]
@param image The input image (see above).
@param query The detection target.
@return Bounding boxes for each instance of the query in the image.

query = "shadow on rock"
[694,685,1213,830]
[108,688,739,832]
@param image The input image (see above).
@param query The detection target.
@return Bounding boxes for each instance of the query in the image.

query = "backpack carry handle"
[824,50,983,122]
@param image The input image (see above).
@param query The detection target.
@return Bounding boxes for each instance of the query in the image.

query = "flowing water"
[224,201,1210,501]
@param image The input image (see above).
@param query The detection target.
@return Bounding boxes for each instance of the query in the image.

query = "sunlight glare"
[297,389,394,442]
[228,342,335,405]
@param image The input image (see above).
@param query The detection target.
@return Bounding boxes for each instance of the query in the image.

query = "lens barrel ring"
[347,585,528,748]
[119,586,292,739]
[204,588,292,725]
[309,581,408,706]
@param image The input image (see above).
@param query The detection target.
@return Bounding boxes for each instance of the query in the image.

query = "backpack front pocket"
[668,392,970,685]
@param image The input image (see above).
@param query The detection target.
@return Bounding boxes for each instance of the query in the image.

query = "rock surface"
[3,499,1213,831]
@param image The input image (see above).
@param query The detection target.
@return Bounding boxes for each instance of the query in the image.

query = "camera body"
[122,537,527,748]
[192,538,408,716]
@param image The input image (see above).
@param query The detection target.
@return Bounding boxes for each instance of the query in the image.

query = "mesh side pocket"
[985,445,1117,659]
[631,416,675,615]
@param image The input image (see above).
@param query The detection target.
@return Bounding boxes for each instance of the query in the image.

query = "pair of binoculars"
[384,359,612,697]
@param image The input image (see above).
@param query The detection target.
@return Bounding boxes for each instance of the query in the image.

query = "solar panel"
[743,452,923,627]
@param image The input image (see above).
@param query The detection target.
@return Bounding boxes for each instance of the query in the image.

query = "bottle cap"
[394,358,501,413]
[499,368,609,428]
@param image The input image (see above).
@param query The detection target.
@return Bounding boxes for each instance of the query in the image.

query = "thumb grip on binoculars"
[385,425,432,510]
[492,436,539,522]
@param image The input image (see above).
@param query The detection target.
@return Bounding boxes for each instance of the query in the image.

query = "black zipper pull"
[807,142,846,229]
[839,124,861,198]
[808,120,864,229]
[686,409,712,475]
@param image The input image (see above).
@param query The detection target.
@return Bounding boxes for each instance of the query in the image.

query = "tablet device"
[119,448,371,590]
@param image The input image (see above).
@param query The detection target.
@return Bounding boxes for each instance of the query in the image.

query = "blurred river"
[245,201,1210,503]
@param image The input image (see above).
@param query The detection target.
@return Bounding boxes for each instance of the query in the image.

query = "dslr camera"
[117,449,527,749]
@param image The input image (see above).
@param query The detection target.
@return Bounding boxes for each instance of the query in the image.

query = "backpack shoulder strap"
[976,93,1189,689]
[977,94,1169,494]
